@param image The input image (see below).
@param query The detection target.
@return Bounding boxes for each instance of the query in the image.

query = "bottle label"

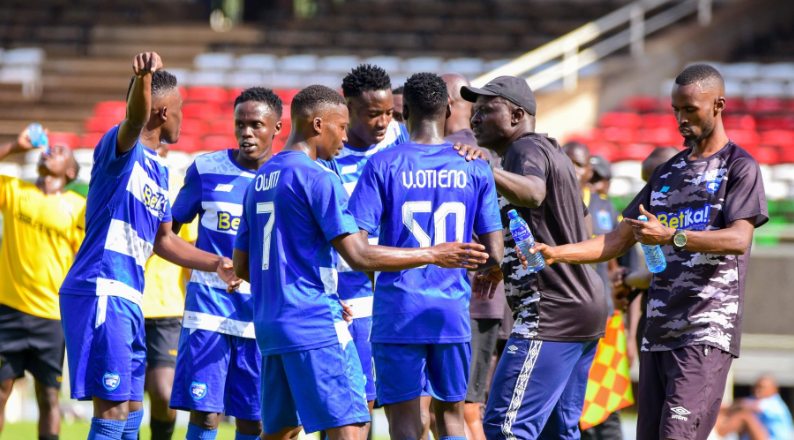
[511,226,531,242]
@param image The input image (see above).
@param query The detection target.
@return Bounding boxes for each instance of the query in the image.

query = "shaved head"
[441,73,473,135]
[675,64,725,95]
[441,73,469,103]
[642,147,679,182]
[563,141,592,188]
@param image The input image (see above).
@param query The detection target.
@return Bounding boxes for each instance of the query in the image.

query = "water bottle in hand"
[508,209,545,273]
[638,215,666,273]
[27,123,49,154]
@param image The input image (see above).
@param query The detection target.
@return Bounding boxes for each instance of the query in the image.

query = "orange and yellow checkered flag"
[579,311,635,430]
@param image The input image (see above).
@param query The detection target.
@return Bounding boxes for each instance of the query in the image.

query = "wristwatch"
[672,229,688,251]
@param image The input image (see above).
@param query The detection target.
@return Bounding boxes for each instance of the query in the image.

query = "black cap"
[590,155,612,180]
[461,76,537,116]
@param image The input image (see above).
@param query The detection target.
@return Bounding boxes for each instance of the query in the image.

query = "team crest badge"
[103,373,120,391]
[191,382,207,400]
[706,176,722,194]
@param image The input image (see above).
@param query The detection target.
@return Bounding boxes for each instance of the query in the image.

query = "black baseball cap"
[590,155,612,180]
[461,76,537,116]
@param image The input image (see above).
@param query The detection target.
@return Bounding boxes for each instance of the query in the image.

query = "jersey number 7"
[256,202,275,270]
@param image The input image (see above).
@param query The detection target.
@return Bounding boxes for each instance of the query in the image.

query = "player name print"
[401,169,468,189]
[255,170,281,192]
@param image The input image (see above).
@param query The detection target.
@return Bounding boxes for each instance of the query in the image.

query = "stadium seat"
[202,135,236,151]
[279,55,318,73]
[363,56,402,74]
[305,73,343,88]
[170,136,200,153]
[0,163,21,179]
[235,54,277,72]
[182,103,222,121]
[746,81,788,98]
[72,149,95,166]
[403,57,443,74]
[721,62,760,81]
[48,132,80,149]
[725,129,760,148]
[187,86,227,103]
[189,71,226,87]
[180,119,208,137]
[617,143,655,162]
[318,55,360,74]
[274,89,300,104]
[757,116,794,131]
[722,114,756,131]
[442,58,484,76]
[723,80,745,98]
[587,141,619,162]
[624,96,660,113]
[754,146,779,165]
[194,53,235,71]
[227,71,263,88]
[167,69,191,87]
[264,72,304,89]
[598,112,642,129]
[207,120,233,136]
[81,133,105,149]
[607,177,633,197]
[760,130,794,149]
[600,127,640,145]
[94,101,127,119]
[759,63,794,81]
[0,66,39,84]
[640,114,677,129]
[611,161,642,179]
[84,117,116,133]
[2,48,45,66]
[746,98,786,114]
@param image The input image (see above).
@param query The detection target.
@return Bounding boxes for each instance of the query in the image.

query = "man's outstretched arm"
[333,231,489,272]
[154,221,242,292]
[117,52,162,155]
[532,220,637,265]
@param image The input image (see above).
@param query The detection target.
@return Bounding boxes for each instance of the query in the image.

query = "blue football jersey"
[171,149,255,338]
[348,141,502,344]
[61,125,171,305]
[334,121,409,305]
[234,151,360,356]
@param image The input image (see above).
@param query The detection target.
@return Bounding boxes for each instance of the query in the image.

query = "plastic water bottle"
[638,215,667,273]
[508,209,545,273]
[27,123,49,154]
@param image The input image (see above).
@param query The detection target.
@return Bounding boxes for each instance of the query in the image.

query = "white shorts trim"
[181,310,256,339]
[344,296,373,319]
[96,277,143,306]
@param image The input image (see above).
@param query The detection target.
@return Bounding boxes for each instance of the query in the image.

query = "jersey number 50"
[402,201,465,267]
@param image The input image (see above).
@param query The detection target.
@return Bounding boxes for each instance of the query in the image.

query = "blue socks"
[87,417,125,440]
[121,409,143,440]
[234,433,261,440]
[440,437,468,440]
[186,423,219,440]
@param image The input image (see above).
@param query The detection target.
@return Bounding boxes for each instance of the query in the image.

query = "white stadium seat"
[363,56,402,74]
[278,54,318,73]
[759,63,794,81]
[442,58,484,76]
[72,149,96,167]
[402,57,443,74]
[263,72,304,89]
[720,62,759,81]
[304,73,343,88]
[318,55,360,74]
[194,53,235,71]
[235,54,277,72]
[0,163,21,179]
[745,81,788,98]
[2,48,45,66]
[227,71,264,88]
[189,71,226,87]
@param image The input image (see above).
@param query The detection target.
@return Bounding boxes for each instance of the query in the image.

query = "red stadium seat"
[725,130,760,149]
[779,146,794,164]
[93,101,127,119]
[722,114,756,131]
[601,127,640,145]
[271,137,287,155]
[598,112,642,129]
[202,135,237,151]
[182,103,222,121]
[587,141,619,162]
[48,132,80,149]
[565,129,602,145]
[187,86,228,103]
[274,89,300,105]
[180,119,208,137]
[640,114,677,129]
[81,132,105,149]
[207,120,233,136]
[84,116,116,133]
[170,136,200,153]
[754,146,779,165]
[638,128,680,146]
[746,98,786,114]
[623,96,660,113]
[723,98,747,114]
[617,143,655,162]
[760,130,794,149]
[228,88,244,101]
[757,117,794,131]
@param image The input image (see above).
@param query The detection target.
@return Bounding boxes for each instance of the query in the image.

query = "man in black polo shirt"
[529,65,768,440]
[460,76,607,440]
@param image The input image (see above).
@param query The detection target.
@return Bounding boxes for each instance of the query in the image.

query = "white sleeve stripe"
[104,219,154,268]
[190,270,251,294]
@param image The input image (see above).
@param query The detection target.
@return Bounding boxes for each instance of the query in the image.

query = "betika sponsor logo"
[217,211,241,232]
[402,170,468,189]
[656,205,710,230]
[142,184,167,213]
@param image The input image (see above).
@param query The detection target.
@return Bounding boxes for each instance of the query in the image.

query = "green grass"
[1,421,238,439]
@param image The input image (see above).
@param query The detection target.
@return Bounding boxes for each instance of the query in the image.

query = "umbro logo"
[507,345,518,354]
[670,406,691,421]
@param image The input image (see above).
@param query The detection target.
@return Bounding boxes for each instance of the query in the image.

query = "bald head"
[441,73,474,136]
[754,375,779,399]
[642,147,679,182]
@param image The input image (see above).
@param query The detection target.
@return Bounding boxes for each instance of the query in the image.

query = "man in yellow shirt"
[141,142,198,440]
[0,127,85,440]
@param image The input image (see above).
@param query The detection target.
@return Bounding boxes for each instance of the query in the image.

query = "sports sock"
[234,432,260,440]
[185,423,218,440]
[150,417,177,440]
[38,435,59,440]
[87,417,125,440]
[440,437,467,440]
[121,409,144,440]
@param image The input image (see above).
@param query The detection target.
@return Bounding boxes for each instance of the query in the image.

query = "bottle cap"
[638,215,648,221]
[507,209,519,220]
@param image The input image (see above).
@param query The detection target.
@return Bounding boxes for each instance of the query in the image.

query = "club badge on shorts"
[191,381,207,400]
[103,373,120,391]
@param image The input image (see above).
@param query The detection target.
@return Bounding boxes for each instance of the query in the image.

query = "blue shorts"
[372,342,471,405]
[60,294,146,402]
[170,328,262,420]
[483,338,598,440]
[348,317,376,402]
[261,337,370,434]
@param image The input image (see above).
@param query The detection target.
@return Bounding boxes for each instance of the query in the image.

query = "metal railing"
[472,0,715,91]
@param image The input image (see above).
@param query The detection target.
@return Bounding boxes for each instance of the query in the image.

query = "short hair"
[392,86,404,95]
[342,64,392,98]
[675,64,724,91]
[403,72,448,119]
[291,85,347,120]
[126,70,178,100]
[233,87,283,119]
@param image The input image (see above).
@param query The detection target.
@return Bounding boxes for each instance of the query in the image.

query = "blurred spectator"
[392,86,404,123]
[746,376,794,440]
